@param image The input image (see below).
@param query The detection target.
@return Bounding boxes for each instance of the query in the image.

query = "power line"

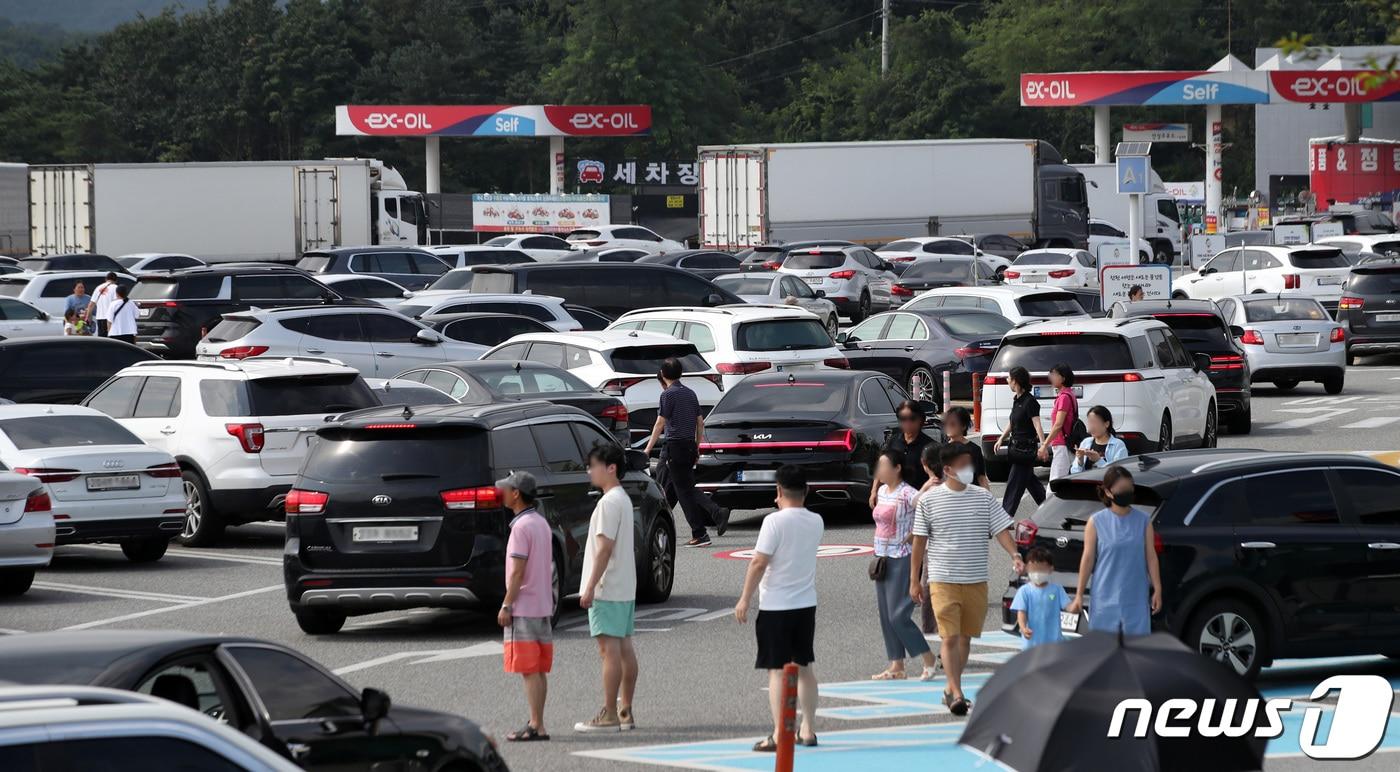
[705,10,881,68]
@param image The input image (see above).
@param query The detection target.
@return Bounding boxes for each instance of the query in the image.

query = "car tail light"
[1339,295,1365,310]
[144,462,182,478]
[716,361,771,375]
[1048,269,1075,279]
[363,423,417,430]
[441,486,502,510]
[139,301,179,309]
[600,377,646,395]
[24,490,51,513]
[1283,274,1300,290]
[823,428,855,452]
[1013,519,1038,547]
[889,256,915,263]
[983,374,1002,385]
[586,240,607,247]
[828,269,856,279]
[601,404,629,425]
[1209,354,1244,371]
[822,357,850,369]
[1122,372,1143,382]
[1003,270,1021,279]
[225,423,265,453]
[955,346,993,359]
[891,284,914,297]
[1154,531,1165,554]
[698,373,725,388]
[219,345,269,360]
[1331,327,1346,343]
[285,489,328,515]
[1239,328,1264,345]
[14,468,80,483]
[762,261,781,271]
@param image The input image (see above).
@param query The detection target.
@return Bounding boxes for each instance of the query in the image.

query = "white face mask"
[1029,571,1051,585]
[953,466,975,486]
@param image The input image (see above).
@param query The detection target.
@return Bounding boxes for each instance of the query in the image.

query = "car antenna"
[513,361,522,372]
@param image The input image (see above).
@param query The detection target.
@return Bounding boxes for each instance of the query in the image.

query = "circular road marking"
[714,544,875,560]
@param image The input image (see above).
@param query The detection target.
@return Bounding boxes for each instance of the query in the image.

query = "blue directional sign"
[1116,155,1151,195]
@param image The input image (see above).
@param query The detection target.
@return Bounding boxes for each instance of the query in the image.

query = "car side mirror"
[625,448,649,472]
[323,292,338,303]
[1200,267,1216,276]
[1192,352,1211,373]
[37,311,49,321]
[401,291,412,299]
[835,331,848,344]
[360,687,391,728]
[702,293,724,307]
[814,289,826,298]
[415,329,443,345]
[916,398,941,417]
[1229,325,1244,338]
[879,260,893,272]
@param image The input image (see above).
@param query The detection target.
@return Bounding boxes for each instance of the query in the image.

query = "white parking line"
[31,581,207,604]
[1341,416,1400,430]
[63,544,281,567]
[61,585,283,631]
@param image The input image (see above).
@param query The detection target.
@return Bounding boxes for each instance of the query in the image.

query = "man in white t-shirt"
[86,272,119,337]
[575,442,639,733]
[734,465,823,752]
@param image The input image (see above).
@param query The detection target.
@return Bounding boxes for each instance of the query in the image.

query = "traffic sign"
[1116,155,1151,195]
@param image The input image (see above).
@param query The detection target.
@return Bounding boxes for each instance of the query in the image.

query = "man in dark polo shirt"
[643,358,730,547]
[869,400,936,508]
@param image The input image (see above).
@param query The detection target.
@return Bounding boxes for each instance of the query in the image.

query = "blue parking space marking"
[818,675,991,720]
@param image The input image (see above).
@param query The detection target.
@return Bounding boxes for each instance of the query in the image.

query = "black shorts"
[754,606,816,670]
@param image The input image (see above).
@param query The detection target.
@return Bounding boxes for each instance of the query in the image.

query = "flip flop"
[753,735,779,752]
[950,697,970,717]
[506,723,550,742]
[918,666,939,681]
[870,670,907,680]
[800,734,819,747]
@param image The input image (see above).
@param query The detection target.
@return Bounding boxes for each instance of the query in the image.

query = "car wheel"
[1346,347,1356,366]
[1202,403,1217,448]
[294,607,347,635]
[851,292,871,323]
[907,365,940,408]
[1171,291,1189,300]
[1272,378,1299,391]
[637,516,675,604]
[1323,373,1344,395]
[0,568,35,597]
[1156,414,1172,453]
[178,469,224,547]
[825,314,839,338]
[1186,599,1267,680]
[120,537,169,563]
[1153,243,1171,263]
[1226,404,1252,435]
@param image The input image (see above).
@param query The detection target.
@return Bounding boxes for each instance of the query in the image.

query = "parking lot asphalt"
[9,357,1400,771]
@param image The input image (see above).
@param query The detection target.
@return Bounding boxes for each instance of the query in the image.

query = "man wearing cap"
[496,470,555,742]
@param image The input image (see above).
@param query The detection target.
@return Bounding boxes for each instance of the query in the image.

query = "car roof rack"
[128,360,241,372]
[616,306,737,319]
[240,355,348,368]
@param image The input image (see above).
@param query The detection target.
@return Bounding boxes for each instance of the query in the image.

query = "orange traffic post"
[775,662,798,772]
[972,373,983,433]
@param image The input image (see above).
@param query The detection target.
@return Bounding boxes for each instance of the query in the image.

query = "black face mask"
[1111,490,1135,508]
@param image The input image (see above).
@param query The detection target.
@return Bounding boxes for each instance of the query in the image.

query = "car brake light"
[828,270,856,279]
[1048,269,1075,279]
[284,488,328,515]
[1122,372,1143,382]
[219,345,269,360]
[225,423,265,453]
[983,374,1002,385]
[14,468,80,483]
[1339,295,1365,310]
[1239,328,1264,345]
[717,361,771,375]
[1003,270,1021,279]
[891,284,914,296]
[955,346,993,359]
[1283,274,1300,290]
[1040,331,1081,336]
[763,261,781,271]
[144,462,182,478]
[698,373,725,388]
[823,357,850,369]
[807,249,822,254]
[1331,327,1345,343]
[824,428,855,452]
[1208,354,1244,371]
[363,423,417,430]
[1013,519,1038,547]
[441,486,502,510]
[889,256,915,263]
[24,490,51,513]
[600,377,646,396]
[586,240,606,247]
[601,403,630,424]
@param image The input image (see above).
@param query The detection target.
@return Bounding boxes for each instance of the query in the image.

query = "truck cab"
[374,190,427,246]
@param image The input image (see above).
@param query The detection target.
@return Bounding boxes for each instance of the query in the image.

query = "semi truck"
[1073,163,1184,263]
[697,139,1088,250]
[14,158,425,261]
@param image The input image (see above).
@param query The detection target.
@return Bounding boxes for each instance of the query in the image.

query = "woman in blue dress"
[1066,466,1161,635]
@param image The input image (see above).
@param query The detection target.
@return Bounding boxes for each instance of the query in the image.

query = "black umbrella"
[959,631,1267,772]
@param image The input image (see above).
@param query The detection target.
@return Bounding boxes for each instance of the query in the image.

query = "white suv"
[479,330,723,444]
[1175,244,1353,312]
[609,305,846,391]
[83,357,379,546]
[901,285,1090,324]
[979,317,1218,479]
[777,245,895,321]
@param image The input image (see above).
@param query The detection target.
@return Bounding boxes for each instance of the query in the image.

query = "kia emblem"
[371,495,392,506]
[1056,536,1069,548]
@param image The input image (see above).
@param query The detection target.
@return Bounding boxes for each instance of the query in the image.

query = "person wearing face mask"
[868,450,937,681]
[1010,547,1071,649]
[1069,405,1128,474]
[910,445,1023,716]
[1067,466,1162,636]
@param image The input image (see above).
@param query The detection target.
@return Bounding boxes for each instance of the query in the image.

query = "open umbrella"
[959,631,1267,772]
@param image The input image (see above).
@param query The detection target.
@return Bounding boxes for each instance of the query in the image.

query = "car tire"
[907,365,940,408]
[1226,404,1251,435]
[851,292,871,323]
[825,314,839,339]
[294,607,347,635]
[1323,373,1344,394]
[1185,598,1268,680]
[1153,243,1171,263]
[120,537,169,563]
[1202,403,1217,448]
[1156,414,1172,453]
[636,516,676,604]
[178,468,224,548]
[1272,378,1299,391]
[550,549,565,627]
[0,568,35,597]
[1171,291,1189,300]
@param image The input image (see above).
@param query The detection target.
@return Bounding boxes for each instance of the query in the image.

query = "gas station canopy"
[334,104,651,137]
[1020,69,1400,107]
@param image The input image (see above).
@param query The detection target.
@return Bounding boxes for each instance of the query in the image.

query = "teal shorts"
[588,599,636,638]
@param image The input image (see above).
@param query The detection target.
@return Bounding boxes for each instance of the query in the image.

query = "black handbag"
[1007,438,1039,464]
[868,556,887,581]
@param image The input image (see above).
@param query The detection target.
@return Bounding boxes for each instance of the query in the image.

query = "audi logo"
[102,460,124,469]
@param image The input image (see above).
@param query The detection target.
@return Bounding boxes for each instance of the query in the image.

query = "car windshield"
[1016,294,1084,317]
[608,345,709,374]
[567,230,602,241]
[0,415,142,449]
[1242,298,1329,322]
[1347,267,1400,294]
[715,381,848,414]
[305,427,489,484]
[427,272,473,291]
[116,257,143,268]
[1153,314,1230,348]
[902,261,975,280]
[296,255,332,272]
[1014,252,1071,266]
[784,253,845,270]
[714,276,776,295]
[205,318,261,342]
[396,303,431,318]
[735,319,832,351]
[469,272,515,294]
[939,313,1012,338]
[245,374,377,416]
[991,333,1133,372]
[473,367,592,394]
[1287,249,1349,269]
[925,240,975,255]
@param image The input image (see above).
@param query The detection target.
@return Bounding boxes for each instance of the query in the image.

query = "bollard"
[942,369,951,413]
[972,373,983,432]
[776,662,798,772]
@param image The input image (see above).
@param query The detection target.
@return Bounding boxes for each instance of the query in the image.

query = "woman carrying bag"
[1070,405,1129,474]
[994,366,1047,516]
[869,449,938,681]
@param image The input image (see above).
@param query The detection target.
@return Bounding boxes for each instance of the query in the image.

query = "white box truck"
[698,139,1088,250]
[25,158,425,261]
[1073,163,1183,264]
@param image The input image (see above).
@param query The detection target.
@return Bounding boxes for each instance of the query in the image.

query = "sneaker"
[715,508,731,537]
[574,709,622,733]
[686,535,712,548]
[617,703,635,731]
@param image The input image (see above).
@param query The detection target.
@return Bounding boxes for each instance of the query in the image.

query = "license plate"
[1022,275,1047,283]
[87,474,140,491]
[138,307,151,318]
[352,526,418,542]
[1060,611,1082,633]
[1033,385,1083,399]
[774,364,812,373]
[803,278,824,286]
[737,470,776,483]
[1317,277,1343,285]
[1376,313,1400,323]
[1277,333,1318,346]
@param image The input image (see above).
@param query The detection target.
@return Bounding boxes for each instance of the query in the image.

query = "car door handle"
[587,489,601,498]
[305,348,325,354]
[1239,541,1275,549]
[903,346,915,351]
[376,352,396,357]
[287,743,311,760]
[160,426,176,435]
[1368,542,1400,550]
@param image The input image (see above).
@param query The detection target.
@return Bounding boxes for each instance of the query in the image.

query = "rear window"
[395,304,431,318]
[1287,249,1349,269]
[783,253,845,270]
[205,318,262,342]
[117,257,142,268]
[939,313,1012,338]
[902,261,976,280]
[1365,240,1400,256]
[1014,252,1071,266]
[1032,487,1161,528]
[202,374,375,416]
[567,229,602,240]
[304,427,488,484]
[608,345,709,374]
[474,367,592,394]
[427,272,473,291]
[131,276,223,300]
[0,415,142,449]
[991,333,1133,372]
[1016,293,1084,318]
[296,255,333,273]
[1347,268,1400,294]
[715,381,847,414]
[1242,298,1329,322]
[1152,315,1230,349]
[0,280,27,296]
[715,276,776,295]
[735,319,832,351]
[470,272,517,294]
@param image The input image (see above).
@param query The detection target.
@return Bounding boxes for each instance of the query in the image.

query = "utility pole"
[880,0,890,77]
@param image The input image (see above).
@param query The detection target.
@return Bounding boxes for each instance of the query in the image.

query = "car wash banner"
[471,194,610,233]
[336,105,651,137]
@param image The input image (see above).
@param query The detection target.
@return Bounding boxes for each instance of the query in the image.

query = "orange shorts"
[503,616,554,674]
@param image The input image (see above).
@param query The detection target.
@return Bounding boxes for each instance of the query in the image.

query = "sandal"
[918,666,938,681]
[949,697,970,717]
[799,734,818,747]
[506,723,550,742]
[870,669,907,680]
[753,735,778,752]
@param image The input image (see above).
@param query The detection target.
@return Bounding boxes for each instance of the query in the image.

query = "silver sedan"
[713,272,841,337]
[1215,293,1347,393]
[0,470,51,596]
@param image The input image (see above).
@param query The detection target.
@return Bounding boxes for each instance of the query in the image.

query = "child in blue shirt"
[1011,547,1072,649]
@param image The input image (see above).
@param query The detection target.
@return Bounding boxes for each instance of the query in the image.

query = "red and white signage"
[1269,71,1400,104]
[335,105,652,137]
[1309,139,1400,209]
[471,194,609,233]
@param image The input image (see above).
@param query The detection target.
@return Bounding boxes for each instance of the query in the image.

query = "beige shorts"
[929,581,988,637]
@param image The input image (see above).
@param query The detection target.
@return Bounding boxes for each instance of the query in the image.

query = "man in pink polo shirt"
[496,470,556,742]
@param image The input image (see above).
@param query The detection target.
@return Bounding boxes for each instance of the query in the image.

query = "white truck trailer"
[25,158,425,261]
[1073,163,1184,263]
[698,139,1088,250]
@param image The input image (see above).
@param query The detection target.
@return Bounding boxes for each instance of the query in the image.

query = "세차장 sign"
[471,193,609,233]
[1101,264,1172,306]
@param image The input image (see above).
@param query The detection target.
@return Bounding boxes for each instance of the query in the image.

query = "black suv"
[296,245,450,291]
[1108,299,1252,433]
[17,253,126,274]
[0,337,156,403]
[284,401,674,634]
[1004,449,1400,679]
[736,240,856,272]
[469,263,743,319]
[130,266,360,358]
[1339,256,1400,363]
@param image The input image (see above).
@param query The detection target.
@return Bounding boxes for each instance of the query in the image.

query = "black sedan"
[693,371,941,512]
[889,257,997,300]
[418,311,554,347]
[0,630,506,771]
[636,250,743,281]
[837,309,1011,404]
[393,360,630,444]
